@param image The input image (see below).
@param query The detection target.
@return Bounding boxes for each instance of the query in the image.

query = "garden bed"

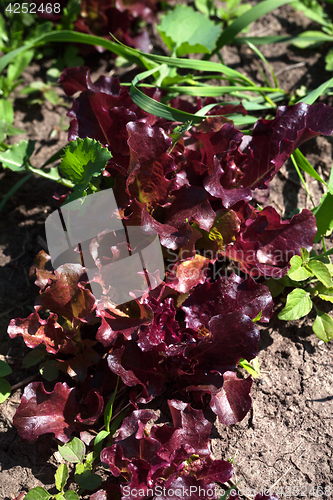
[1,3,333,499]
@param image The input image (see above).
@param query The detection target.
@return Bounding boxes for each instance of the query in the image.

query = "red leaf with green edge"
[240,102,333,189]
[13,382,79,443]
[126,122,175,206]
[196,208,241,252]
[209,371,253,425]
[225,207,317,278]
[39,264,96,321]
[7,311,69,354]
[182,273,273,328]
[141,186,216,250]
[197,122,251,208]
[184,311,259,374]
[165,186,216,233]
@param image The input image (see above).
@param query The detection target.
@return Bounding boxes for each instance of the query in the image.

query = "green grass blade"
[213,0,293,51]
[293,149,333,196]
[226,95,286,111]
[290,153,315,207]
[132,65,167,86]
[298,77,333,105]
[161,84,283,96]
[133,52,255,86]
[0,173,33,212]
[313,247,333,260]
[130,84,263,125]
[104,377,119,433]
[291,31,333,48]
[131,66,234,124]
[246,41,278,88]
[328,163,333,191]
[235,33,333,45]
[110,407,130,437]
[130,84,203,124]
[235,35,293,44]
[192,101,272,124]
[228,115,258,126]
[0,32,255,88]
[0,31,152,74]
[292,150,325,184]
[130,64,280,123]
[93,430,110,460]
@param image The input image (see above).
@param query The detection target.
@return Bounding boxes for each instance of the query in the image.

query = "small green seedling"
[238,356,261,378]
[22,462,79,500]
[59,437,102,493]
[195,0,251,27]
[239,311,261,377]
[0,49,34,98]
[272,248,333,342]
[158,4,222,57]
[0,137,112,212]
[290,0,333,73]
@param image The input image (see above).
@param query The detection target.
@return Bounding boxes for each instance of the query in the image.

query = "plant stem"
[321,236,327,254]
[290,154,315,207]
[11,373,39,391]
[0,173,33,212]
[28,165,74,188]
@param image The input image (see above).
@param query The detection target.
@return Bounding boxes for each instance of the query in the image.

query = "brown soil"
[1,4,333,500]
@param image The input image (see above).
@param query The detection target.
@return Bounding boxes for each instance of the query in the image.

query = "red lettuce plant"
[74,0,158,52]
[8,67,333,498]
[38,0,161,52]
